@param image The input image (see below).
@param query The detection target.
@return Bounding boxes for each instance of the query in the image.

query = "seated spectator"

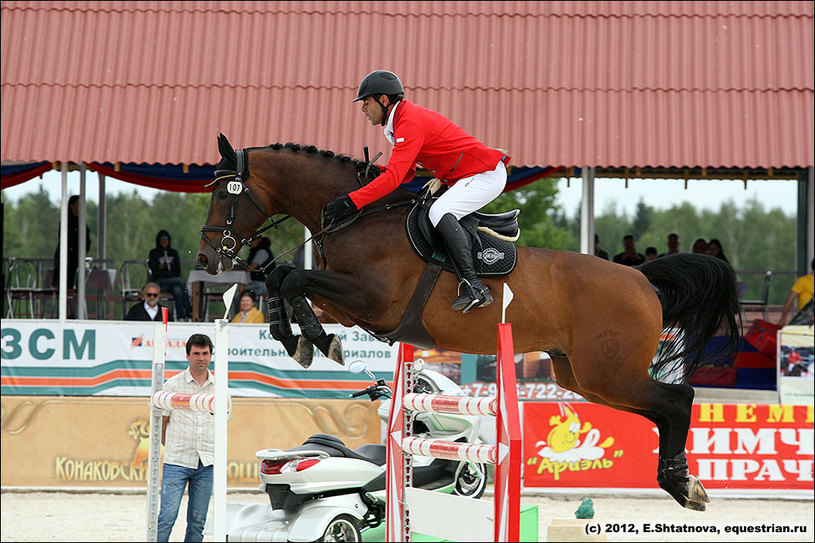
[125,282,172,321]
[644,247,658,261]
[594,234,609,260]
[231,290,264,324]
[707,238,729,263]
[613,234,645,266]
[658,232,681,258]
[691,237,708,254]
[777,258,815,327]
[148,230,192,320]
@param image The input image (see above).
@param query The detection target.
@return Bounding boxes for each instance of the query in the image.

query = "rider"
[322,70,510,313]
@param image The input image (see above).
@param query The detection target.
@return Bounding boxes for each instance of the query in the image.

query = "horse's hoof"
[688,475,711,503]
[327,335,345,366]
[280,335,299,358]
[684,499,707,512]
[292,336,314,369]
[659,474,709,511]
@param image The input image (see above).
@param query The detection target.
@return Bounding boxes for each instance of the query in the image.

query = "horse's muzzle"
[196,248,232,275]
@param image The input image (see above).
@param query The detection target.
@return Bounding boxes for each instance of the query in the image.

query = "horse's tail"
[637,253,742,383]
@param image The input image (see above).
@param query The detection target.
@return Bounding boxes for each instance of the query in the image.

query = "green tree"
[631,199,651,240]
[1,178,800,308]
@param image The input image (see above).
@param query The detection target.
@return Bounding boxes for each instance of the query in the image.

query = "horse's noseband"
[200,147,290,269]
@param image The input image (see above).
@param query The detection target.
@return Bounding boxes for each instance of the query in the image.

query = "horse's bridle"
[200,145,391,271]
[199,147,290,270]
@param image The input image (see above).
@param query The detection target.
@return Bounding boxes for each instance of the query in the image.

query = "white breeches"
[428,161,507,226]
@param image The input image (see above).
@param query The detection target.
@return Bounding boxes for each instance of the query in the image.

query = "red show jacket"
[348,100,510,208]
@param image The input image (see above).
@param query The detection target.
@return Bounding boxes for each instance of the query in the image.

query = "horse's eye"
[217,190,228,200]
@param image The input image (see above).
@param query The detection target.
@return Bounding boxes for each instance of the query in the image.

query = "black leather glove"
[322,195,357,224]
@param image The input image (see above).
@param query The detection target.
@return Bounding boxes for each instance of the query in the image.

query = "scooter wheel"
[316,514,361,542]
[454,462,487,499]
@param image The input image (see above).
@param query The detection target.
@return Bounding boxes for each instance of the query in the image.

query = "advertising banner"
[523,402,813,493]
[778,325,814,405]
[1,320,398,398]
[0,395,383,489]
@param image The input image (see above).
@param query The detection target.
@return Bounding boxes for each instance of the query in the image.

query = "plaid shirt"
[161,368,231,469]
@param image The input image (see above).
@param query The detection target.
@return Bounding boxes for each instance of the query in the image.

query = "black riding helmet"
[353,70,404,126]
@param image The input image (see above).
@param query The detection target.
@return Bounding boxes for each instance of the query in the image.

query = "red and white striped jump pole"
[386,284,522,542]
[150,391,231,414]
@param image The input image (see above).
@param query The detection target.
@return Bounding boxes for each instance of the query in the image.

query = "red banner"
[523,403,814,491]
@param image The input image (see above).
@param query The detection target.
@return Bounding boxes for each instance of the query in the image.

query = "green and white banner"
[1,320,398,398]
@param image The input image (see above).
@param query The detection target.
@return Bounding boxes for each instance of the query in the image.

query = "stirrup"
[452,280,492,313]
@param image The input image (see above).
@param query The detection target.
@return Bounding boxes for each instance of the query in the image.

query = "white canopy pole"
[580,166,596,255]
[98,173,106,262]
[304,227,313,269]
[77,164,87,319]
[58,163,68,321]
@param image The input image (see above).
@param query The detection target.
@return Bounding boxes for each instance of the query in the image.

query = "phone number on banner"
[460,381,585,400]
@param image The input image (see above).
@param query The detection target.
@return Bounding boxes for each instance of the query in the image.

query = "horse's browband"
[200,147,292,272]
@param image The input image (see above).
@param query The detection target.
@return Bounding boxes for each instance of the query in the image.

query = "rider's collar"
[383,100,401,144]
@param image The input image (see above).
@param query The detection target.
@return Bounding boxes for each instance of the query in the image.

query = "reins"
[200,144,406,272]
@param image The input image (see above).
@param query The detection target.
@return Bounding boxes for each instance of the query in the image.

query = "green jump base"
[362,504,539,542]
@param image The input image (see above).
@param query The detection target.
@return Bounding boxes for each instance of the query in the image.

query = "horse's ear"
[217,133,237,165]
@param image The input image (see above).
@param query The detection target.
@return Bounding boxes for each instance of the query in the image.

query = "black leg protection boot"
[289,296,345,366]
[266,293,299,356]
[436,214,493,313]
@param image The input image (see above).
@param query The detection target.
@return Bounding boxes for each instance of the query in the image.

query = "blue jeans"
[156,277,191,319]
[157,461,213,542]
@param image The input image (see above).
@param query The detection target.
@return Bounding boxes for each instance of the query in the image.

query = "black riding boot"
[436,213,493,313]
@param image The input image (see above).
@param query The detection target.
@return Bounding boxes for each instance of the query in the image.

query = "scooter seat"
[354,443,387,466]
[296,434,386,465]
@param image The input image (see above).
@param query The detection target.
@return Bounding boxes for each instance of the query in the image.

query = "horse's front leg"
[280,267,347,367]
[266,266,314,368]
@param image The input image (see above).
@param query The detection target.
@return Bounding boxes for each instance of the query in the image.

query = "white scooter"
[225,359,487,542]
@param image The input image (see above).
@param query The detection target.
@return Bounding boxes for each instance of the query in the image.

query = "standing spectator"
[157,333,231,542]
[644,247,658,261]
[594,234,609,260]
[691,237,708,254]
[52,194,91,291]
[658,232,681,258]
[124,282,171,321]
[707,238,730,263]
[612,234,645,266]
[777,258,815,327]
[148,230,192,321]
[231,290,264,324]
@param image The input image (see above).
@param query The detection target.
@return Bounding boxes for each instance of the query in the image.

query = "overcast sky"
[1,169,800,218]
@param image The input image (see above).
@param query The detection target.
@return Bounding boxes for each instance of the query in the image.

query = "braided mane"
[215,133,379,180]
[259,142,374,174]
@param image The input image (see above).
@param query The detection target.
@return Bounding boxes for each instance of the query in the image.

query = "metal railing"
[2,258,802,321]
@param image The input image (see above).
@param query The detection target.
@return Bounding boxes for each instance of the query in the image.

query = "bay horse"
[198,134,741,511]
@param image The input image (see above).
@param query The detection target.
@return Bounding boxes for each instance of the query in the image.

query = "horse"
[197,134,741,511]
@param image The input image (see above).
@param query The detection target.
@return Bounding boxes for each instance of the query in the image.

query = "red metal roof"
[1,1,813,169]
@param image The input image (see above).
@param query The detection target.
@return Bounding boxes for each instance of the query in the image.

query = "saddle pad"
[406,202,517,277]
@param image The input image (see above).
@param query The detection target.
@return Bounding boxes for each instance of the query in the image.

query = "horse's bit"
[199,148,290,271]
